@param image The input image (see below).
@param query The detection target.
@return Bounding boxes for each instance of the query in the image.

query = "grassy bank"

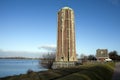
[1,62,115,80]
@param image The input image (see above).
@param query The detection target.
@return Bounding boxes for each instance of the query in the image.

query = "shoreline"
[0,62,115,80]
[0,69,48,78]
[0,58,41,60]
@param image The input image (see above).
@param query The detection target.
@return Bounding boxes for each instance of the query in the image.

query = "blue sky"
[0,0,120,57]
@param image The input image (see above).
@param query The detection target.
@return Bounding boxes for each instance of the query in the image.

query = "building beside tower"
[52,7,77,68]
[96,49,109,62]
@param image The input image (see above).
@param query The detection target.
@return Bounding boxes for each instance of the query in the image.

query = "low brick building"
[96,49,109,62]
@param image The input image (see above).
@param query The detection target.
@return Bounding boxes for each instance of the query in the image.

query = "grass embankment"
[1,62,115,80]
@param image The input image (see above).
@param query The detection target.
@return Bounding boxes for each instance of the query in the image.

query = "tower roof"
[62,6,73,10]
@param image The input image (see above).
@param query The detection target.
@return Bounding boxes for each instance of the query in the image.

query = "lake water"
[0,59,47,78]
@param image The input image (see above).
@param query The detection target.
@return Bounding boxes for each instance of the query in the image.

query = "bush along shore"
[0,62,115,80]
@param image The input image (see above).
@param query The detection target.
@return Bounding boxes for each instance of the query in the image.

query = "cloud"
[0,49,44,58]
[38,45,56,52]
[0,45,56,58]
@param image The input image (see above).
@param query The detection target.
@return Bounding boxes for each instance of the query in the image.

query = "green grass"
[1,62,115,80]
[56,62,115,80]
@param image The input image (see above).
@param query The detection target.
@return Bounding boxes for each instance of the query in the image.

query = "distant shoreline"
[0,57,41,60]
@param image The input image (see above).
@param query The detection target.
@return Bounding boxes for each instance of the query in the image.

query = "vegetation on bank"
[1,62,115,80]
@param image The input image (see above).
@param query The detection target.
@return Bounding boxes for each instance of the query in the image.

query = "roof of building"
[58,7,73,13]
[62,6,73,10]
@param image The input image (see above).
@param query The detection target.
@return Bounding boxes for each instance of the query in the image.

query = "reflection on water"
[0,59,47,78]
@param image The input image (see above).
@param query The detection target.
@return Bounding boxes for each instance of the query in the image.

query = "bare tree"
[80,54,88,63]
[40,52,55,69]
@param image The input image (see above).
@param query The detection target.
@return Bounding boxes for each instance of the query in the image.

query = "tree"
[88,55,97,61]
[80,54,88,63]
[109,51,118,61]
[40,52,55,69]
[118,55,120,61]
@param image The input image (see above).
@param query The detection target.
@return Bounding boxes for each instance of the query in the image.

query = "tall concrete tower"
[56,7,77,62]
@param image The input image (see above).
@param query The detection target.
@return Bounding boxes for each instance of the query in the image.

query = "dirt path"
[112,62,120,80]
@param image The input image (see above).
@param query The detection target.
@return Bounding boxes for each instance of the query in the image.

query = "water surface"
[0,59,47,78]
